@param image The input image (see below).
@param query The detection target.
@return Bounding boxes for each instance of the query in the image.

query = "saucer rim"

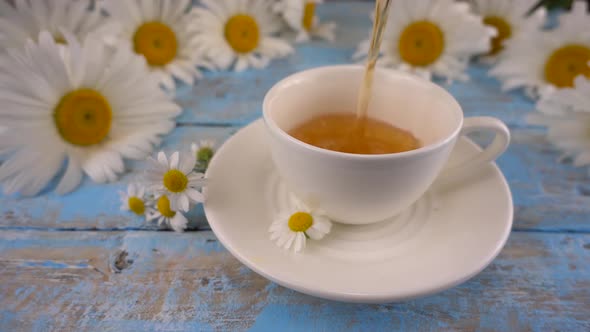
[204,119,514,303]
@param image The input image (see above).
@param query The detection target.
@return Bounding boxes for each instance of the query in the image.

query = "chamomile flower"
[275,0,336,43]
[148,195,189,232]
[0,0,118,51]
[490,1,590,97]
[527,76,590,169]
[191,139,216,171]
[471,0,546,61]
[100,0,210,90]
[0,32,180,196]
[191,0,294,72]
[145,151,206,212]
[119,183,152,218]
[269,198,332,253]
[353,0,494,82]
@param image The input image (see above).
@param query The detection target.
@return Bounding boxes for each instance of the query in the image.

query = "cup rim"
[262,65,464,160]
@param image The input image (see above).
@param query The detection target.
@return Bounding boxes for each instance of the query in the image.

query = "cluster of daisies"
[0,0,335,197]
[353,0,590,174]
[119,140,215,232]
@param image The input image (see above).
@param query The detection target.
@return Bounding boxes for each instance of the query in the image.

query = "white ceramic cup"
[263,65,510,225]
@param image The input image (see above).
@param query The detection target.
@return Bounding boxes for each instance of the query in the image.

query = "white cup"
[263,65,510,225]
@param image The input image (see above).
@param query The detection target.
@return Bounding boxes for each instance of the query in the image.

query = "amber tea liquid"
[289,0,420,155]
[356,0,392,120]
[289,113,420,154]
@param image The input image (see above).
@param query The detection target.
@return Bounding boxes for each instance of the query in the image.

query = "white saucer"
[204,120,513,303]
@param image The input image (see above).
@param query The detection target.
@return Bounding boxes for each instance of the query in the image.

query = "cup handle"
[439,116,510,183]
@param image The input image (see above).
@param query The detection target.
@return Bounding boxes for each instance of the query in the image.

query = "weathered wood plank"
[496,129,590,232]
[0,230,588,331]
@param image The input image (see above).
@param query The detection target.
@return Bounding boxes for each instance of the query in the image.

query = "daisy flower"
[470,0,546,61]
[353,0,495,82]
[0,0,118,51]
[191,139,216,172]
[0,32,180,196]
[119,183,153,218]
[274,0,336,43]
[191,0,294,72]
[148,195,189,232]
[269,198,332,253]
[145,151,206,212]
[490,1,590,97]
[527,76,590,169]
[100,0,211,90]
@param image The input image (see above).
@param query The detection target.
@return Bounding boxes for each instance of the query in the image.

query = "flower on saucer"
[274,0,336,43]
[145,151,206,212]
[269,199,332,253]
[119,183,153,218]
[191,139,216,172]
[148,195,189,232]
[191,0,294,72]
[353,0,494,82]
[527,76,590,169]
[490,1,590,98]
[0,32,180,196]
[100,0,211,90]
[470,0,546,62]
[0,0,118,51]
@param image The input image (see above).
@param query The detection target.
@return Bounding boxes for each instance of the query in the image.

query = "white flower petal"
[529,77,590,170]
[179,194,190,212]
[293,232,306,253]
[157,151,169,167]
[282,232,297,250]
[186,188,204,203]
[170,151,180,169]
[234,56,249,72]
[170,212,189,232]
[179,152,197,174]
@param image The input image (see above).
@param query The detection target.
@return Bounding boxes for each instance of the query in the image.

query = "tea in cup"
[263,65,509,225]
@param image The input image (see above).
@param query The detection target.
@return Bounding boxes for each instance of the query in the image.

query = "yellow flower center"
[224,14,260,53]
[133,21,178,67]
[288,212,313,232]
[544,44,590,88]
[156,196,176,218]
[128,197,145,215]
[483,16,512,55]
[398,21,445,67]
[163,169,188,193]
[53,89,112,146]
[54,35,67,45]
[302,2,316,32]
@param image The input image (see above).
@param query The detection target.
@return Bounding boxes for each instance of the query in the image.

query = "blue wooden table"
[1,2,589,331]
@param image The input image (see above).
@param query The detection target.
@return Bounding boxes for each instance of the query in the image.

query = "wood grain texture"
[0,230,588,331]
